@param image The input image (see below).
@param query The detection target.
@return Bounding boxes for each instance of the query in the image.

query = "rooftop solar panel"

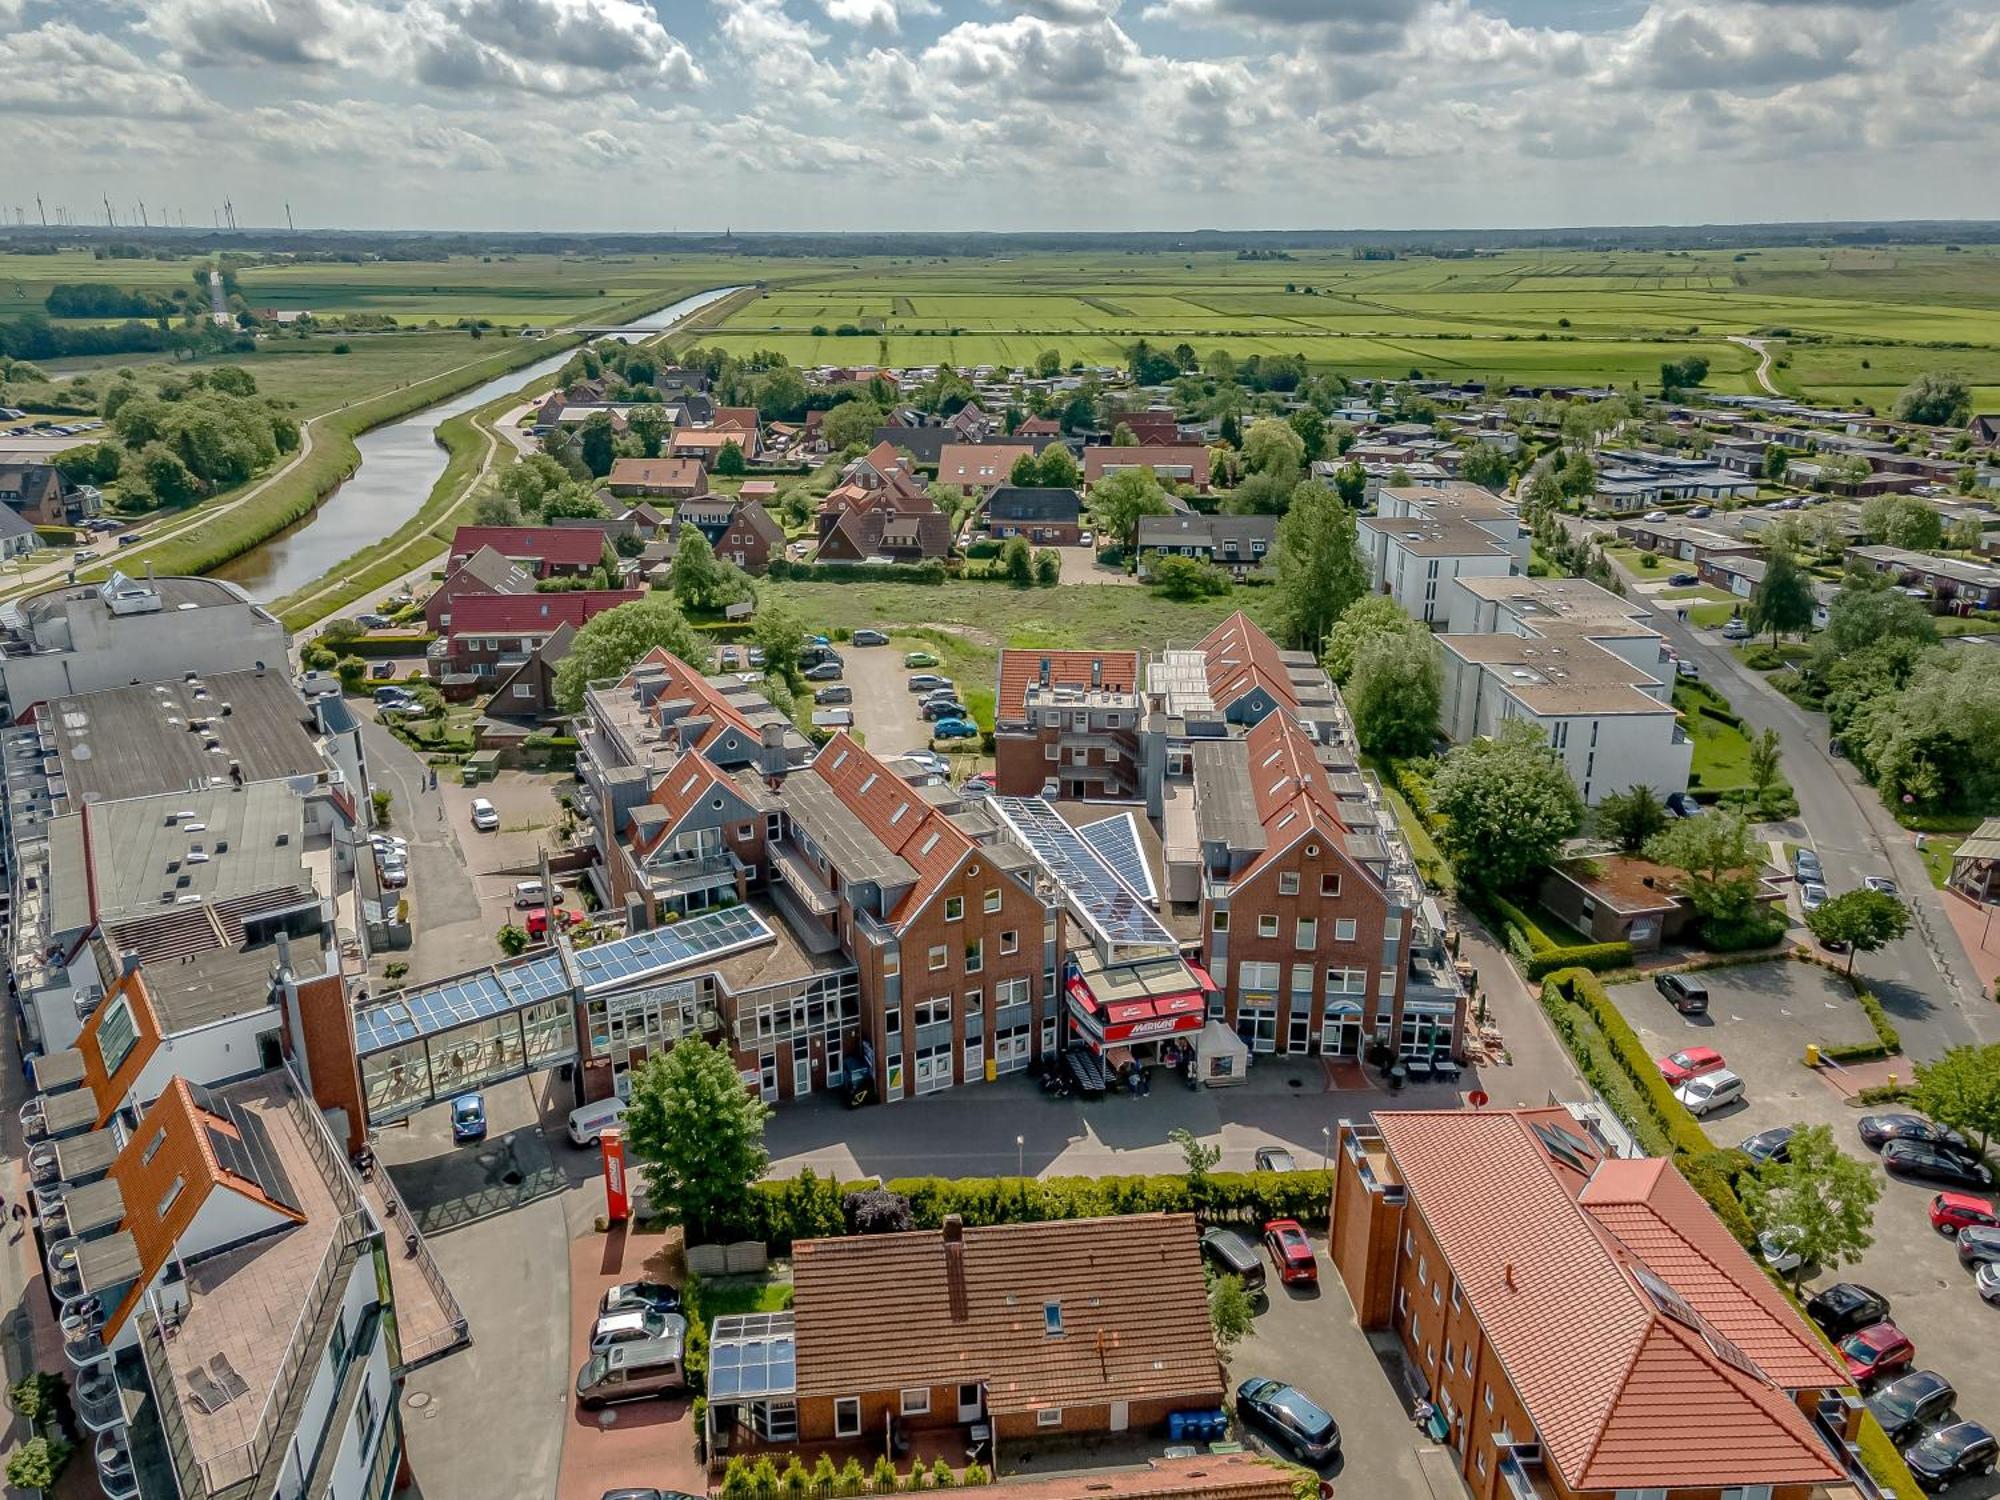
[570,905,773,992]
[1077,812,1157,905]
[992,797,1177,955]
[355,949,578,1055]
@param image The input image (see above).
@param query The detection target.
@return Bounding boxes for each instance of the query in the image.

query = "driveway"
[1057,544,1134,588]
[840,642,932,759]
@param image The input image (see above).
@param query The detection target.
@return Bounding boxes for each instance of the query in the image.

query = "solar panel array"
[355,949,574,1055]
[569,904,772,992]
[1078,812,1157,904]
[993,796,1177,953]
[706,1311,797,1400]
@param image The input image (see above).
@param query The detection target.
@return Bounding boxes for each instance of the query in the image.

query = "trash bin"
[1168,1413,1187,1444]
[1804,1043,1821,1068]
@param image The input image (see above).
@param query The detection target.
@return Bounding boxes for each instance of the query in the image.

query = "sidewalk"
[1940,889,2000,1000]
[1450,912,1586,1108]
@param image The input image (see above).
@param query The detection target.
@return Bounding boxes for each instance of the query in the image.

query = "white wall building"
[1359,483,1530,626]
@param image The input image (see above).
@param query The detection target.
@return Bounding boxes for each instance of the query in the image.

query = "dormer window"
[1043,1301,1063,1336]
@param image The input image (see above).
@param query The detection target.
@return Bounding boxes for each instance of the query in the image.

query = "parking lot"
[838,639,939,759]
[1604,960,2000,1487]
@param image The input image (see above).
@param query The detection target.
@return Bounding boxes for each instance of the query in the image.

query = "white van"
[568,1096,628,1146]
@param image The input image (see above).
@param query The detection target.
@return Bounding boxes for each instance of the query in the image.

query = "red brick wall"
[290,972,368,1151]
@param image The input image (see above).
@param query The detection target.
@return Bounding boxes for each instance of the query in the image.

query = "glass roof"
[994,796,1176,954]
[707,1310,797,1400]
[569,904,772,993]
[355,950,571,1054]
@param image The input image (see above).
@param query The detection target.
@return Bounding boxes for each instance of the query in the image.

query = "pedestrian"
[9,1203,22,1225]
[1412,1398,1435,1434]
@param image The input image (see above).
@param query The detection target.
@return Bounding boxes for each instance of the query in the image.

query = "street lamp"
[1016,1134,1025,1179]
[1320,1126,1331,1175]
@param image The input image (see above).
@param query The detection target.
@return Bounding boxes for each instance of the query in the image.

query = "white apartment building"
[1358,483,1530,625]
[1436,576,1691,804]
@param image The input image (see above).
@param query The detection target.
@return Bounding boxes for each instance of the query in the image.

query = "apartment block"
[1359,484,1529,625]
[993,649,1142,799]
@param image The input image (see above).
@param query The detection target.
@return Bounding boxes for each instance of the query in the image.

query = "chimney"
[624,891,650,933]
[942,1214,968,1322]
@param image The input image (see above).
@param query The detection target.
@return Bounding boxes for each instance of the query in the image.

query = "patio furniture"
[1406,1057,1434,1082]
[210,1355,250,1402]
[185,1367,231,1415]
[1431,1058,1463,1083]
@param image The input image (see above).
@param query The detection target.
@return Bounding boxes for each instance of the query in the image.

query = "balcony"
[1497,1448,1556,1500]
[73,1365,125,1433]
[94,1430,138,1498]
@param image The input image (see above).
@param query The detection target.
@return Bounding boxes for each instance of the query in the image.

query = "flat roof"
[780,773,912,887]
[74,781,313,922]
[1358,512,1512,558]
[1441,629,1676,716]
[1189,739,1266,853]
[144,943,287,1035]
[43,669,322,807]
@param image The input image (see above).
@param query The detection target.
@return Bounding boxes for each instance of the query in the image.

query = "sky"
[2,0,1994,234]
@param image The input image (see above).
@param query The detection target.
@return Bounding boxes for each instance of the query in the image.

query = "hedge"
[336,631,438,658]
[1542,969,1714,1162]
[1485,892,1633,978]
[1819,985,1902,1064]
[766,558,949,585]
[735,1167,1333,1250]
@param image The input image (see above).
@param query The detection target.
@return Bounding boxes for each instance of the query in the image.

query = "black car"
[1740,1126,1795,1165]
[1237,1376,1340,1464]
[1669,572,1698,586]
[1806,1282,1890,1340]
[598,1281,683,1319]
[1654,972,1709,1015]
[1200,1227,1267,1293]
[1859,1114,1970,1153]
[1904,1422,1998,1492]
[1866,1369,1955,1447]
[1957,1226,2000,1268]
[1882,1139,1994,1190]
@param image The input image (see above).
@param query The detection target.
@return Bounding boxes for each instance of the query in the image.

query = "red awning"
[1185,963,1218,993]
[1067,977,1207,1045]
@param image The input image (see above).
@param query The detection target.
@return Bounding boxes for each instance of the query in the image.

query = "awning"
[1066,977,1206,1044]
[1185,962,1219,992]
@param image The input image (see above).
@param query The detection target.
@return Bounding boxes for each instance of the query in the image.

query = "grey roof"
[63,1177,127,1238]
[76,781,311,923]
[44,1088,97,1135]
[987,487,1081,523]
[55,1129,118,1181]
[144,943,286,1034]
[77,1230,143,1294]
[1136,512,1276,549]
[15,574,259,631]
[45,669,322,806]
[1189,739,1266,853]
[782,775,913,887]
[0,504,36,540]
[30,1048,85,1092]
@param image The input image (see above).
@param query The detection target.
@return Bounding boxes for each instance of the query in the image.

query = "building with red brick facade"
[1330,1109,1862,1500]
[993,649,1142,798]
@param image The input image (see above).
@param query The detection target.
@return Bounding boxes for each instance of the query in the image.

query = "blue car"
[450,1092,487,1143]
[933,717,979,741]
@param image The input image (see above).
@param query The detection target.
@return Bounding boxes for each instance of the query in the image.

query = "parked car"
[373,684,413,706]
[1078,529,1095,548]
[355,613,391,630]
[1254,1147,1298,1173]
[378,861,408,890]
[470,797,500,831]
[1675,659,1700,680]
[1739,1126,1795,1165]
[1883,1140,1993,1190]
[1840,1321,1915,1385]
[1654,972,1709,1015]
[1860,1114,1969,1153]
[1928,1192,1998,1236]
[1793,848,1823,882]
[1864,875,1900,896]
[450,1092,487,1143]
[369,661,394,680]
[1957,1226,2000,1269]
[524,907,577,940]
[1673,1068,1744,1116]
[904,650,940,668]
[961,770,996,793]
[932,717,978,741]
[852,628,889,646]
[922,699,970,722]
[599,1281,683,1319]
[717,646,741,670]
[1722,618,1750,640]
[1236,1378,1339,1464]
[1199,1228,1266,1294]
[574,1326,687,1408]
[1657,1046,1726,1086]
[803,661,843,681]
[590,1309,676,1354]
[897,750,950,778]
[514,879,550,908]
[1644,510,1669,522]
[1261,1219,1317,1286]
[1689,504,1713,518]
[746,647,766,668]
[1758,1225,1806,1277]
[117,532,142,547]
[1867,1369,1957,1447]
[813,686,853,705]
[907,673,953,693]
[1904,1422,1997,1492]
[1664,790,1701,820]
[1977,1261,2000,1304]
[1807,1282,1890,1340]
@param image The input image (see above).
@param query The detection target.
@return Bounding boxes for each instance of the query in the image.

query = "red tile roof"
[937,442,1032,488]
[1083,444,1211,487]
[1373,1108,1844,1493]
[606,457,706,491]
[449,525,609,569]
[1228,710,1378,894]
[808,733,973,926]
[996,649,1139,719]
[446,589,641,638]
[625,648,763,756]
[1196,612,1300,715]
[791,1215,1221,1416]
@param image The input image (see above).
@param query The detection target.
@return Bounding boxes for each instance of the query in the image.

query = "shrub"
[5,1436,72,1492]
[1822,987,1901,1063]
[1522,941,1635,980]
[1544,970,1712,1158]
[370,787,392,826]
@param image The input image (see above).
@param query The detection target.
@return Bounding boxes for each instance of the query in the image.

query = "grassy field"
[704,245,2000,405]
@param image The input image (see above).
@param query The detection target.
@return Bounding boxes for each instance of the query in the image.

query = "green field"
[703,245,2000,406]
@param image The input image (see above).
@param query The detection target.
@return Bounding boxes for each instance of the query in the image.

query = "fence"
[369,1165,472,1369]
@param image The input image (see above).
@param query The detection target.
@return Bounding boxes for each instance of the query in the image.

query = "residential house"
[674,497,783,573]
[985,487,1083,545]
[422,545,537,634]
[1104,410,1182,446]
[1613,518,1763,566]
[870,428,1066,467]
[1968,414,2000,447]
[482,620,577,732]
[946,402,996,440]
[1538,853,1785,953]
[1436,576,1689,804]
[846,441,928,497]
[938,443,1033,492]
[993,649,1142,798]
[433,589,641,682]
[1083,445,1210,493]
[0,501,39,559]
[0,460,73,526]
[605,457,708,500]
[1133,514,1275,580]
[669,429,752,466]
[447,524,609,580]
[1844,544,2000,611]
[815,493,952,564]
[1330,1108,1857,1500]
[769,1214,1222,1448]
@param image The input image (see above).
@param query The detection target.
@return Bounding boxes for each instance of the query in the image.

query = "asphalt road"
[1584,527,1995,1062]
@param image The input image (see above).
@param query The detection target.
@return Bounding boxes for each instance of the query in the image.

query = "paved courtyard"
[838,638,933,758]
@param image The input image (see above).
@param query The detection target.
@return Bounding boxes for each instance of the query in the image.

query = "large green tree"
[1643,812,1766,935]
[578,411,618,478]
[1322,595,1419,684]
[552,596,704,712]
[670,529,724,611]
[1913,1044,2000,1158]
[1739,1124,1879,1293]
[1271,482,1365,652]
[623,1037,770,1245]
[1804,888,1910,977]
[1595,785,1668,853]
[1747,547,1815,644]
[1859,492,1944,551]
[1893,371,1972,428]
[1346,631,1441,757]
[820,399,884,451]
[751,592,809,682]
[1241,416,1305,477]
[1089,467,1172,552]
[1849,649,2000,811]
[1430,721,1584,891]
[1459,442,1510,490]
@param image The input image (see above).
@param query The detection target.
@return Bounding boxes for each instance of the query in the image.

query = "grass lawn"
[1918,835,1965,890]
[1674,679,1757,795]
[693,1274,794,1327]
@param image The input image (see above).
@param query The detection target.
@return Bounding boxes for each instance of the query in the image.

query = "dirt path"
[1730,334,1781,396]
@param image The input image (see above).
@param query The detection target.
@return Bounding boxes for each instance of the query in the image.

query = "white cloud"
[0,21,212,118]
[821,0,939,30]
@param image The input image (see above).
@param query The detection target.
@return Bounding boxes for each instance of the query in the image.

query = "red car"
[1930,1192,2000,1236]
[1657,1046,1726,1086]
[1840,1321,1914,1385]
[1262,1219,1318,1287]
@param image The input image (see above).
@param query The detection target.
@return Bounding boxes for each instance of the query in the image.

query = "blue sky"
[1,0,1989,233]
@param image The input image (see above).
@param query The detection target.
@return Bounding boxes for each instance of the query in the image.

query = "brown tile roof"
[807,732,973,925]
[1228,710,1380,895]
[1373,1108,1844,1493]
[997,649,1140,720]
[606,457,706,491]
[938,443,1033,488]
[1196,612,1299,715]
[1084,445,1210,488]
[792,1214,1222,1416]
